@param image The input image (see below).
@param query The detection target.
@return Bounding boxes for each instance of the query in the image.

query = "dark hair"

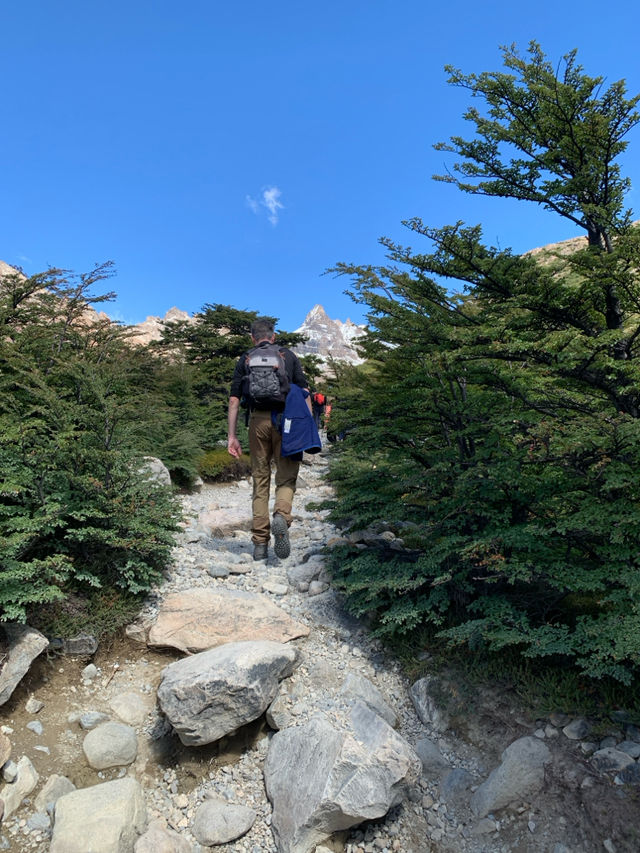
[251,318,275,340]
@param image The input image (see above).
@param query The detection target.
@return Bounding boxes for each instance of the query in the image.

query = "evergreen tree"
[0,265,181,622]
[329,45,640,682]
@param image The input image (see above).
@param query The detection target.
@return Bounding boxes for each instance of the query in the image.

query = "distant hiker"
[227,318,314,561]
[311,391,326,429]
[324,400,332,430]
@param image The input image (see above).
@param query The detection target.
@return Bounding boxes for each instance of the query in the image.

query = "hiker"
[311,390,326,430]
[227,317,312,561]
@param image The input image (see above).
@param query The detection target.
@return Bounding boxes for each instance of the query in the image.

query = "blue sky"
[2,1,639,332]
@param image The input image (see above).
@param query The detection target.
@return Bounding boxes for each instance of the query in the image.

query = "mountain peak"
[294,306,366,368]
[306,304,329,320]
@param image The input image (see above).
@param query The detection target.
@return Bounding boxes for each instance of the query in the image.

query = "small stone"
[82,664,98,680]
[207,565,230,578]
[62,633,99,655]
[614,764,640,785]
[26,813,50,832]
[26,721,43,736]
[78,711,110,730]
[228,564,252,575]
[192,798,256,845]
[562,718,590,740]
[0,733,10,767]
[549,712,571,727]
[544,725,559,738]
[472,818,497,835]
[603,840,616,853]
[2,760,18,783]
[25,697,44,714]
[617,741,640,759]
[262,581,288,596]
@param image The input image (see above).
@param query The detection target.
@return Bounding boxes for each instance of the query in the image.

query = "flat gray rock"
[192,798,256,845]
[147,588,309,652]
[591,747,635,773]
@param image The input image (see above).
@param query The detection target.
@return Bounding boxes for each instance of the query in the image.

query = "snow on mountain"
[293,304,366,365]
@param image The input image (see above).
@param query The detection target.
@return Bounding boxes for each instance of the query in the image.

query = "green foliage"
[152,303,310,451]
[197,447,251,481]
[0,265,182,623]
[30,587,144,643]
[327,45,640,683]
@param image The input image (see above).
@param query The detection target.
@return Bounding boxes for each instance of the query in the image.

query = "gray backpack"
[245,344,290,406]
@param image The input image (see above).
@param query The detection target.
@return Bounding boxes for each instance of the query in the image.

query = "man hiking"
[227,317,311,561]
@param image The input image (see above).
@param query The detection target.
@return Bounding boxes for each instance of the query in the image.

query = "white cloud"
[246,186,284,226]
[262,186,283,225]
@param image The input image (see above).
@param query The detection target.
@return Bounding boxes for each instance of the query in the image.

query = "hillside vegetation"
[325,43,640,686]
[0,270,309,629]
[2,42,640,702]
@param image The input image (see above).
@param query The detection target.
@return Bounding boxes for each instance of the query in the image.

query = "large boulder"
[148,588,310,653]
[138,456,171,486]
[470,736,551,817]
[264,701,421,853]
[50,777,147,853]
[157,640,300,745]
[0,624,49,706]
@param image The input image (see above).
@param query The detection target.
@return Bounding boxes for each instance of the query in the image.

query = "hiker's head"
[251,318,275,344]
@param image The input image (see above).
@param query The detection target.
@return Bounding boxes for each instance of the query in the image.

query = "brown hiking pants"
[248,410,300,544]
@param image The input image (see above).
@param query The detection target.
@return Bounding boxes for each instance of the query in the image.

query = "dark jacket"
[281,384,322,458]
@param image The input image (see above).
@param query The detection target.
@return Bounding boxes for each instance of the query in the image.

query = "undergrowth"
[388,628,640,726]
[28,587,144,645]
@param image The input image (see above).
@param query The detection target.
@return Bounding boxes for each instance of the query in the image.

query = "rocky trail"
[1,451,640,852]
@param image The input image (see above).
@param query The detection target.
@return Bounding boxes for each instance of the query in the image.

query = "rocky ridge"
[292,304,366,366]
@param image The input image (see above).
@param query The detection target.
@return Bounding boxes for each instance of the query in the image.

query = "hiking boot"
[253,542,268,561]
[271,513,290,559]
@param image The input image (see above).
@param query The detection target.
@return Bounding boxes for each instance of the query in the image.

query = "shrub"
[197,447,251,481]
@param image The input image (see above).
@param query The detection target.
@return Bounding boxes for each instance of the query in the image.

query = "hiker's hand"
[228,437,242,458]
